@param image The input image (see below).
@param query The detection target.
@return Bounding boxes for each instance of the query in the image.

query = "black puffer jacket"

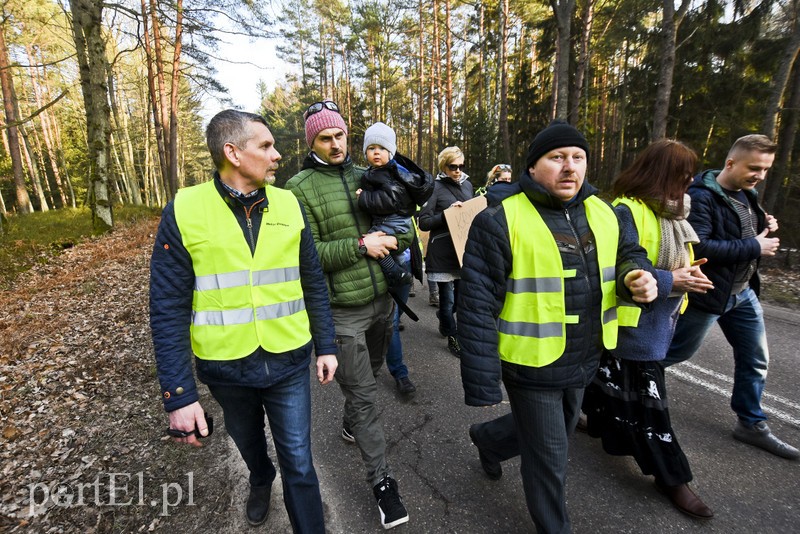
[685,170,765,314]
[458,172,653,406]
[358,155,433,217]
[418,174,474,273]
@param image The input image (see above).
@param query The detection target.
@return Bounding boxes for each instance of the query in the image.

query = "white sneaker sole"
[379,507,409,530]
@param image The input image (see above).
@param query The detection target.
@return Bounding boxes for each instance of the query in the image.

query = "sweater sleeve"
[149,202,199,412]
[297,201,338,356]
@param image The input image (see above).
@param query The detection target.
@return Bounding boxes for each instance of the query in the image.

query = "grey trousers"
[331,293,394,486]
[505,385,583,534]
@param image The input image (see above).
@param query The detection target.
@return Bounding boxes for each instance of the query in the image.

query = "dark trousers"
[473,386,582,534]
[209,366,324,533]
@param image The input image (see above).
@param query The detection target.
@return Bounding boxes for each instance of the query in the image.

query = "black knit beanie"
[525,120,590,169]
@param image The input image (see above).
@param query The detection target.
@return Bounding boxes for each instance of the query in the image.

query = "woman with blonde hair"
[419,146,474,357]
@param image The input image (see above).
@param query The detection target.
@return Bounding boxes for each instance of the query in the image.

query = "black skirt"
[583,351,693,486]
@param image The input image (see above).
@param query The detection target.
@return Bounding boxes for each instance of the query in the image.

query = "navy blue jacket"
[458,172,654,406]
[686,170,765,314]
[150,175,337,412]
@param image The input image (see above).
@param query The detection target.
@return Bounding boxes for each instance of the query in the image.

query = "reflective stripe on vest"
[498,193,619,368]
[174,181,311,360]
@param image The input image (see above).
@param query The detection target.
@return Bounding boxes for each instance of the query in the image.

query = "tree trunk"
[108,63,142,204]
[168,0,183,194]
[445,0,453,142]
[141,0,168,203]
[764,56,800,214]
[569,0,595,125]
[550,0,576,120]
[652,0,691,141]
[416,0,425,163]
[149,0,174,199]
[0,20,33,214]
[69,0,113,231]
[499,0,510,161]
[762,0,800,138]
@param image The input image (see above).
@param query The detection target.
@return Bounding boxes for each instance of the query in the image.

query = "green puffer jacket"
[285,154,414,307]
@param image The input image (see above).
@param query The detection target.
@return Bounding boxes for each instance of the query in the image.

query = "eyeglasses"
[305,101,340,118]
[448,164,466,171]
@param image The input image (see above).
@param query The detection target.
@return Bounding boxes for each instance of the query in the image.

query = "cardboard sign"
[443,195,488,266]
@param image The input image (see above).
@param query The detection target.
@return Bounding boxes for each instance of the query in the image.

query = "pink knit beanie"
[304,101,348,147]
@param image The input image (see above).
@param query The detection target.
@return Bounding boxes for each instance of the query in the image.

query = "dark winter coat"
[149,175,337,412]
[458,172,654,406]
[418,174,474,273]
[357,154,434,217]
[685,169,765,314]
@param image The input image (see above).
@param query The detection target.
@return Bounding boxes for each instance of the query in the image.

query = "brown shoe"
[656,482,713,519]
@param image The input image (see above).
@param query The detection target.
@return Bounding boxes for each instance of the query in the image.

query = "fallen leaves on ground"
[0,218,235,533]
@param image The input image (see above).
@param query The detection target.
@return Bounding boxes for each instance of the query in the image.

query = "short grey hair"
[206,110,268,170]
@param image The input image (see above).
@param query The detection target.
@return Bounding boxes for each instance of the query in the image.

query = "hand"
[765,212,779,233]
[355,188,362,197]
[316,355,338,385]
[671,265,714,294]
[755,228,780,256]
[167,401,208,447]
[449,201,464,208]
[624,269,658,303]
[362,231,398,259]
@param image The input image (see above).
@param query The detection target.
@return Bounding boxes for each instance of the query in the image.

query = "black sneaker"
[373,475,409,529]
[447,336,461,358]
[245,485,271,526]
[396,376,417,395]
[341,423,355,444]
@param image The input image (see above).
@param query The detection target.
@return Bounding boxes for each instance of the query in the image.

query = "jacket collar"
[518,171,596,210]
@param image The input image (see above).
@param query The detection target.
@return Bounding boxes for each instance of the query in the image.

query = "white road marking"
[667,364,800,427]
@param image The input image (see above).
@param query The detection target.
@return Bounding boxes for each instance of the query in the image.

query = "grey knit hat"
[525,120,590,169]
[363,122,397,159]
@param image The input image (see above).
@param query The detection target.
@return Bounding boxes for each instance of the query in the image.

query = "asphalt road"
[248,290,800,533]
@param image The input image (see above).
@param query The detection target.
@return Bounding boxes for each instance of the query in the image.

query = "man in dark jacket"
[664,134,798,460]
[459,121,657,533]
[285,101,413,530]
[150,110,338,532]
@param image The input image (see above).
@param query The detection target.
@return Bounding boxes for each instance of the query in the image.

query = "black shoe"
[732,420,800,459]
[447,336,461,358]
[396,376,417,395]
[385,266,413,288]
[341,423,355,444]
[398,319,405,332]
[468,425,502,480]
[373,475,409,529]
[245,485,271,526]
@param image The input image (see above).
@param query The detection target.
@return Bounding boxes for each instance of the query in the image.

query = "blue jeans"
[386,260,411,380]
[208,366,324,533]
[437,280,459,336]
[664,287,769,426]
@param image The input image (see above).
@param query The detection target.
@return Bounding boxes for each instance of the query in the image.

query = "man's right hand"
[167,401,208,447]
[755,228,780,257]
[362,231,398,259]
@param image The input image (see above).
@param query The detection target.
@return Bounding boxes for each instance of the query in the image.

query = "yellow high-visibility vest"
[174,181,311,360]
[613,197,691,326]
[497,193,619,367]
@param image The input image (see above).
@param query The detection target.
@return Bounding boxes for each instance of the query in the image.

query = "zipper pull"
[246,217,253,229]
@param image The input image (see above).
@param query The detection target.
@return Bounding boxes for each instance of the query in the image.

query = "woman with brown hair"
[583,139,716,519]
